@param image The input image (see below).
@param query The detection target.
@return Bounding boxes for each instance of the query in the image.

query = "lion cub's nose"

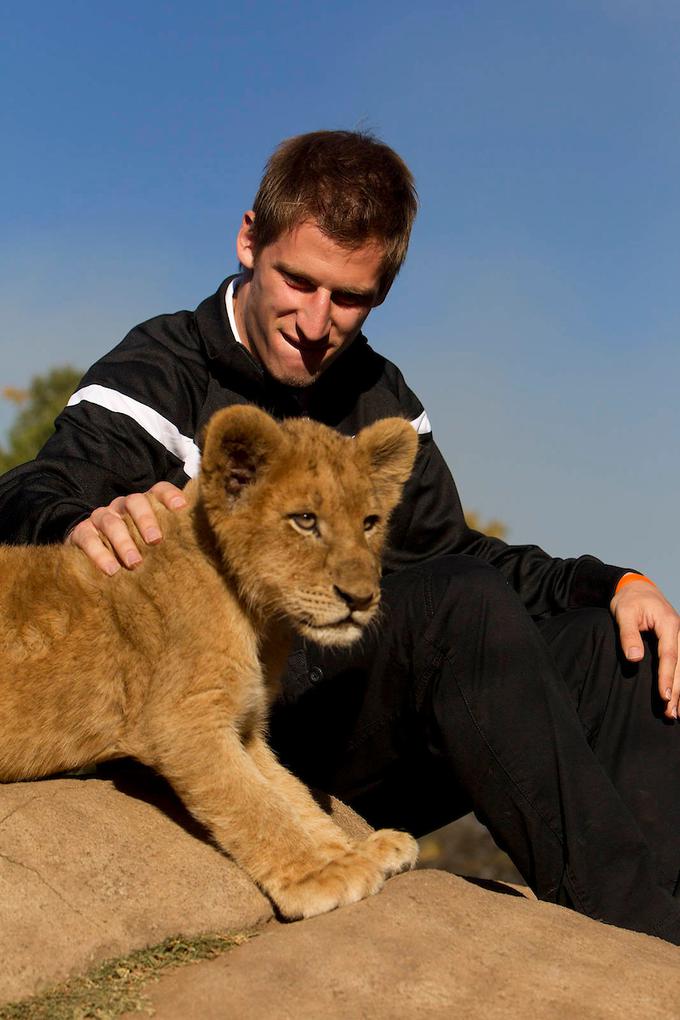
[333,585,376,612]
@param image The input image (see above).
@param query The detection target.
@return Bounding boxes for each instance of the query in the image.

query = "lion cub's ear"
[355,418,419,508]
[201,405,283,509]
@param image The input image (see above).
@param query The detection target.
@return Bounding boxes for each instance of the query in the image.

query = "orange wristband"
[615,573,656,594]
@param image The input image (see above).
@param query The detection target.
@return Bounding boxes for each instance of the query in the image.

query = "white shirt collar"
[225,276,245,345]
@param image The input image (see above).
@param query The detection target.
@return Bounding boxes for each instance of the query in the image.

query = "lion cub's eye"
[288,512,318,533]
[363,515,380,532]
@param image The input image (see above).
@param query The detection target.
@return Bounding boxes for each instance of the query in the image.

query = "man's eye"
[284,274,313,291]
[289,512,318,532]
[364,515,380,532]
[333,293,370,309]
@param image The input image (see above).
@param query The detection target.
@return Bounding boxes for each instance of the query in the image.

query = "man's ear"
[236,211,257,271]
[200,405,282,511]
[371,277,393,308]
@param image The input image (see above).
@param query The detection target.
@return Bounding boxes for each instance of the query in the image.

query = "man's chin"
[259,332,355,387]
[256,357,315,387]
[274,374,318,388]
[270,350,333,387]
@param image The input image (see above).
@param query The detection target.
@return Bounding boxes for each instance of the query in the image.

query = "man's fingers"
[124,485,186,545]
[658,631,680,719]
[123,492,163,546]
[66,519,122,576]
[149,480,187,511]
[65,483,187,575]
[669,636,680,721]
[90,507,143,568]
[618,623,644,663]
[611,581,680,721]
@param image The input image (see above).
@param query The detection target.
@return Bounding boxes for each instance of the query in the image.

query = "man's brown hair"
[250,130,418,292]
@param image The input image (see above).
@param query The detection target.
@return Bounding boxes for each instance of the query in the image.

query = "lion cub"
[0,406,419,919]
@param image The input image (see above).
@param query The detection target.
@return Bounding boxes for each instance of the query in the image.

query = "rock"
[0,765,267,1004]
[0,763,366,1005]
[4,769,679,1018]
[128,869,680,1020]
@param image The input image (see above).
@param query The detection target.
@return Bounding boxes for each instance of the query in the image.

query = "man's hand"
[65,481,187,576]
[610,579,680,720]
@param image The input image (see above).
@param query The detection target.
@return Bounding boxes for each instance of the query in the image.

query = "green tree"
[0,366,82,474]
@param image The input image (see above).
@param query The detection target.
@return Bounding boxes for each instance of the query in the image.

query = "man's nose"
[297,291,331,341]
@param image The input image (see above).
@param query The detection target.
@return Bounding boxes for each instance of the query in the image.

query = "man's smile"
[280,330,330,352]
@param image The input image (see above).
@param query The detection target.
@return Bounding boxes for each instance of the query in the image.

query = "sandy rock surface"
[4,768,679,1019]
[125,869,680,1020]
[0,763,370,1006]
[0,768,248,1003]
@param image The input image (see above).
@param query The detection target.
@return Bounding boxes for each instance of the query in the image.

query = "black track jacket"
[0,277,627,616]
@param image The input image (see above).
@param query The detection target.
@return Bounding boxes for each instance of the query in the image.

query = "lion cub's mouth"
[297,614,371,648]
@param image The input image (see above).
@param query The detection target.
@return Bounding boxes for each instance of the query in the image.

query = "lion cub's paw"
[271,847,390,921]
[356,828,419,877]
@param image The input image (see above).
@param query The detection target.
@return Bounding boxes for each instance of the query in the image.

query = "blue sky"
[2,0,680,601]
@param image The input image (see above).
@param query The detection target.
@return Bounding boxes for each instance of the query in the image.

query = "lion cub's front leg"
[147,717,416,921]
[247,736,418,918]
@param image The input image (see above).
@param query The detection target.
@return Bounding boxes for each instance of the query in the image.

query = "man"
[2,130,680,943]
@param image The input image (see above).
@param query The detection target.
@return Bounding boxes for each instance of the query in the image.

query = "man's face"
[234,216,386,387]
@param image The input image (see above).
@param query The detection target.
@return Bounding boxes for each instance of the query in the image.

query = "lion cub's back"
[0,543,103,657]
[0,544,133,778]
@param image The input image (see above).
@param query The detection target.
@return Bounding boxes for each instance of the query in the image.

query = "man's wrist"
[614,572,656,596]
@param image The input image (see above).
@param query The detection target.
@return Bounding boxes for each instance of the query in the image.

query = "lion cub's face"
[198,407,419,647]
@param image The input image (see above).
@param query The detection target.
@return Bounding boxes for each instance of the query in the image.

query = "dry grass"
[0,930,254,1020]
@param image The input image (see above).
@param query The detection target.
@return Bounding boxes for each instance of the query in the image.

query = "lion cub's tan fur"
[0,406,419,919]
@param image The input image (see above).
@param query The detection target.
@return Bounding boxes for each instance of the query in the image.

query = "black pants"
[269,554,680,943]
